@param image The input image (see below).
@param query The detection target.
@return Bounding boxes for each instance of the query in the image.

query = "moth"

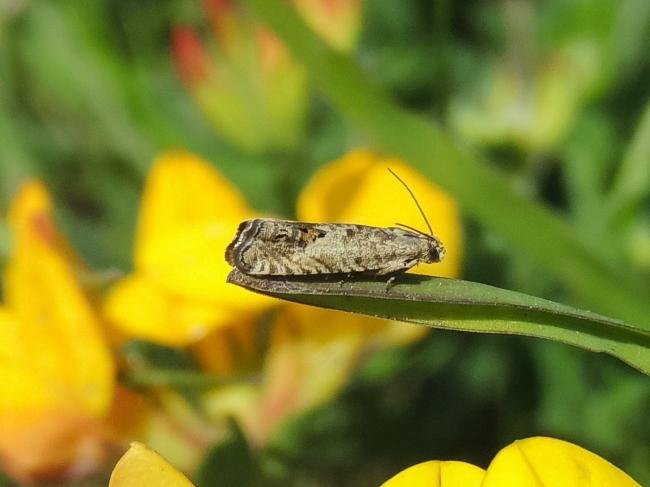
[225,169,445,277]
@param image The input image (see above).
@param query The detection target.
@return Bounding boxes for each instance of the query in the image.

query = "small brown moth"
[225,169,445,277]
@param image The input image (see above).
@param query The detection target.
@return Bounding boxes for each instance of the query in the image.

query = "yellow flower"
[104,151,275,346]
[482,437,641,486]
[382,437,642,487]
[109,442,194,487]
[381,461,484,487]
[0,182,114,483]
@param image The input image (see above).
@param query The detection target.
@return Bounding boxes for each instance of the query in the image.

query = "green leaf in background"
[196,421,260,487]
[227,270,650,375]
[606,102,650,228]
[242,0,650,328]
[121,339,199,372]
[120,340,206,404]
[119,340,256,399]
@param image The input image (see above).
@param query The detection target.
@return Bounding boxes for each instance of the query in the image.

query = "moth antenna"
[395,222,429,236]
[387,167,434,236]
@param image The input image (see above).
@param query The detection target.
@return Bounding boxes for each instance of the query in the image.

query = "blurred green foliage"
[1,0,649,485]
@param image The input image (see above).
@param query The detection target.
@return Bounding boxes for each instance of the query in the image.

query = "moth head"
[394,223,445,263]
[424,235,445,263]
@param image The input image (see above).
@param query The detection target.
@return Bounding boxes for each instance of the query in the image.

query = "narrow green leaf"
[228,270,650,375]
[120,340,260,393]
[607,100,650,226]
[242,0,650,328]
[123,369,255,390]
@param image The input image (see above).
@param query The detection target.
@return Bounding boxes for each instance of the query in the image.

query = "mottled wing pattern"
[226,218,425,276]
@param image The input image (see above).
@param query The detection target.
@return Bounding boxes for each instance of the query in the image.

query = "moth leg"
[338,272,354,287]
[385,275,397,291]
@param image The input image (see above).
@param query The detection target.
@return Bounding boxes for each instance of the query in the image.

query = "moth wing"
[238,222,335,275]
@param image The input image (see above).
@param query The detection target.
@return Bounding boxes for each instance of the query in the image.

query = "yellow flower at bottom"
[109,442,194,487]
[382,437,641,487]
[482,437,641,487]
[381,461,485,487]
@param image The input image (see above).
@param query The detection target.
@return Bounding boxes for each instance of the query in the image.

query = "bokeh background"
[0,0,649,485]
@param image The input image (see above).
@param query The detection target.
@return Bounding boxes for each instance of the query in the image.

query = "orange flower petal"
[171,26,212,87]
[109,442,195,487]
[482,437,642,487]
[0,408,106,484]
[381,460,485,487]
[298,149,462,278]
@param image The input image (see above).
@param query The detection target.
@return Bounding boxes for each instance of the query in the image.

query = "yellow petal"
[0,182,114,482]
[109,442,195,487]
[103,274,233,345]
[2,181,114,416]
[135,151,249,268]
[298,149,462,278]
[109,152,276,345]
[139,219,272,308]
[381,460,485,487]
[0,308,57,411]
[134,152,274,306]
[482,436,642,487]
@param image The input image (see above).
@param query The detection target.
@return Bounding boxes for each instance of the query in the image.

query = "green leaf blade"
[228,270,650,375]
